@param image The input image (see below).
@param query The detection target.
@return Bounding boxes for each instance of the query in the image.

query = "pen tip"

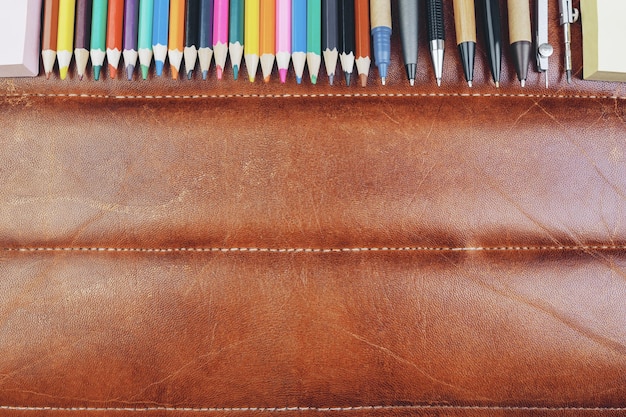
[468,80,472,88]
[520,79,526,88]
[381,77,386,86]
[409,79,415,87]
[567,71,572,84]
[436,78,441,87]
[495,81,500,88]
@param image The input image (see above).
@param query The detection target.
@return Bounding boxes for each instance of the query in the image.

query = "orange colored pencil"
[259,0,275,82]
[42,0,60,79]
[107,0,125,78]
[168,0,185,79]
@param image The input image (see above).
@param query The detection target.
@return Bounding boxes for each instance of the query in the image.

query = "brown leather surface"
[1,1,625,415]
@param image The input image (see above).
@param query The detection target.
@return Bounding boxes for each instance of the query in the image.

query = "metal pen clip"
[535,0,553,87]
[559,0,580,83]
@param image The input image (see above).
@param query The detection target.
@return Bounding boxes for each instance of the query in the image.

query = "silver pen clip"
[536,0,552,88]
[559,0,580,83]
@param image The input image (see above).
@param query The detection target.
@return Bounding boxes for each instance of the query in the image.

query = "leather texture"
[1,1,625,415]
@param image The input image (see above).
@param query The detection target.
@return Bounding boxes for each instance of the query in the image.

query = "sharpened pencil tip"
[126,65,135,81]
[264,75,271,83]
[171,67,179,80]
[45,72,51,80]
[216,66,223,80]
[359,74,367,87]
[109,66,117,79]
[93,66,101,81]
[296,76,302,84]
[59,67,68,80]
[155,61,164,77]
[141,65,149,80]
[279,69,287,83]
[187,70,193,80]
[248,75,255,82]
[202,70,208,80]
[310,75,317,84]
[329,74,334,85]
[345,72,351,86]
[233,65,239,80]
[79,74,84,81]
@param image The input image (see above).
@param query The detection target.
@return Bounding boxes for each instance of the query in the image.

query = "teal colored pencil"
[307,0,321,84]
[138,0,154,79]
[90,0,108,80]
[229,0,244,79]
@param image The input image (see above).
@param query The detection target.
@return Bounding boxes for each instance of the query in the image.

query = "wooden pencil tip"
[359,74,367,88]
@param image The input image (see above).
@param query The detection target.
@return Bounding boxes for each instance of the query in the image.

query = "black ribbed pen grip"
[426,0,445,42]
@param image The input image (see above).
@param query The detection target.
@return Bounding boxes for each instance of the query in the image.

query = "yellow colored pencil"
[244,0,260,82]
[57,0,76,80]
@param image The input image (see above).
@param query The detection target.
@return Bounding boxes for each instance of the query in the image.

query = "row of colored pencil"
[41,0,373,85]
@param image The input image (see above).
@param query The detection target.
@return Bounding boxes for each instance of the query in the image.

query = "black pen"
[426,0,445,86]
[398,0,419,86]
[480,0,502,87]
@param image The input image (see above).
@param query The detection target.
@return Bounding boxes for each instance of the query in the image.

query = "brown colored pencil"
[354,0,370,87]
[42,0,60,79]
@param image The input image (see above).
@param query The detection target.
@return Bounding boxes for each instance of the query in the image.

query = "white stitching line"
[2,245,626,253]
[0,92,625,100]
[1,405,626,412]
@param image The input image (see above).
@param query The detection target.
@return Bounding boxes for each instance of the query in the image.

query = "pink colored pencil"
[275,0,291,83]
[213,0,229,79]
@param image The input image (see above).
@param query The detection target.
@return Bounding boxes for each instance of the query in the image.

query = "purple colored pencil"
[74,0,92,80]
[123,0,140,79]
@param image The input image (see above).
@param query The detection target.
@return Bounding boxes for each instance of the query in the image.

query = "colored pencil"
[244,0,260,82]
[74,0,92,80]
[354,0,370,87]
[291,0,307,84]
[213,0,229,79]
[259,0,275,82]
[42,0,60,79]
[153,0,170,76]
[229,0,244,79]
[338,0,355,85]
[57,0,76,80]
[168,0,185,79]
[276,0,291,83]
[123,0,140,80]
[306,0,321,84]
[90,0,108,80]
[138,0,154,79]
[184,0,200,79]
[322,0,338,85]
[106,0,125,79]
[198,0,214,79]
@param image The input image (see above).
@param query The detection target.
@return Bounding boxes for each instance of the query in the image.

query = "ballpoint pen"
[397,0,418,86]
[479,0,501,87]
[558,0,579,84]
[507,0,531,87]
[535,0,552,88]
[370,0,392,85]
[453,0,476,87]
[426,0,445,86]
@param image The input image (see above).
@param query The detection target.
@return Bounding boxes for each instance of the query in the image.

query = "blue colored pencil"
[292,0,307,84]
[152,0,170,76]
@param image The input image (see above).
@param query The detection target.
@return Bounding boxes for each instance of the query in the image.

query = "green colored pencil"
[90,0,108,80]
[307,0,321,84]
[138,0,154,79]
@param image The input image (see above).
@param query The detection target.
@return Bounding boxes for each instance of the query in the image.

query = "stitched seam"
[1,405,626,412]
[2,245,626,253]
[1,92,625,100]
